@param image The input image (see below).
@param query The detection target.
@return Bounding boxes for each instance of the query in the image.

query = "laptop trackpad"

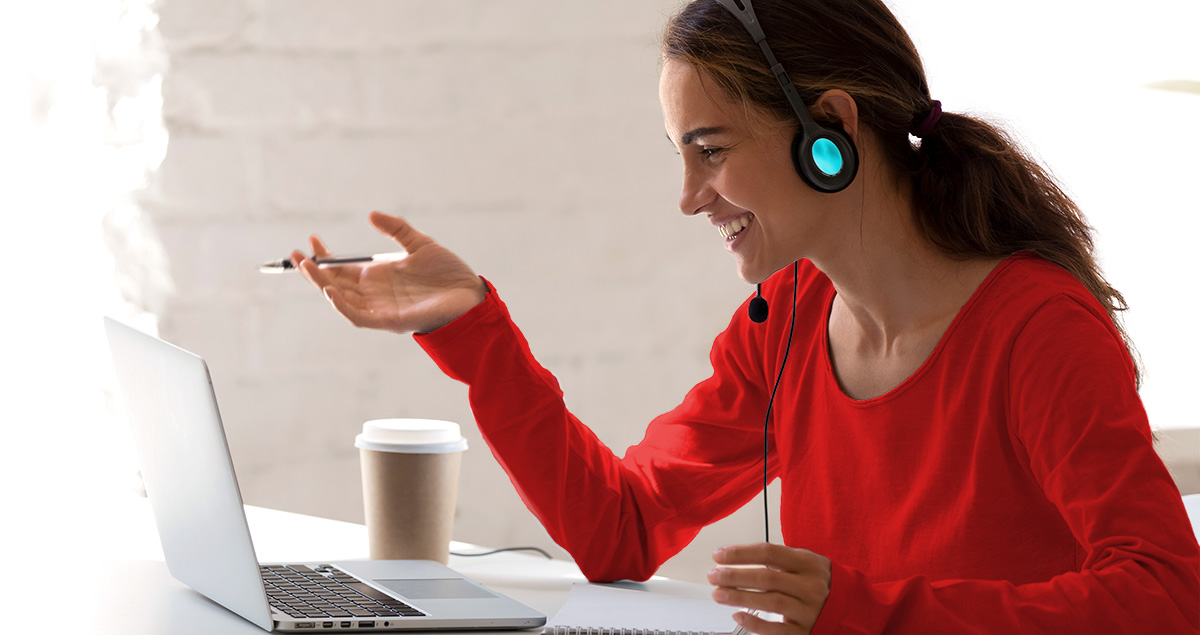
[376,578,499,600]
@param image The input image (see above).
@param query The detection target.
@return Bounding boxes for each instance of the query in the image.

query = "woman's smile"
[715,213,753,242]
[715,213,756,255]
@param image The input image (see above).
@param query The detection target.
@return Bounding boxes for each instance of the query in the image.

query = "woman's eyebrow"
[667,126,728,147]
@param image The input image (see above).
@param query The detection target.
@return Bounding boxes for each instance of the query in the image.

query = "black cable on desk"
[450,546,554,559]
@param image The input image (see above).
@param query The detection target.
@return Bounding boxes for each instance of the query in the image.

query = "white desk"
[5,496,712,634]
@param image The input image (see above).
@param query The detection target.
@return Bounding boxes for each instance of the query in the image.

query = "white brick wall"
[132,0,761,582]
[116,0,1199,584]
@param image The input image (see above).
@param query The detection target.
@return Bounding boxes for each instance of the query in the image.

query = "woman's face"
[659,59,838,284]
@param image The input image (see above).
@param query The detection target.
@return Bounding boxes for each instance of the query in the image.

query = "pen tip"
[259,258,295,273]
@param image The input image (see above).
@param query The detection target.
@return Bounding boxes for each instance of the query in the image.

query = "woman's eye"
[700,147,724,159]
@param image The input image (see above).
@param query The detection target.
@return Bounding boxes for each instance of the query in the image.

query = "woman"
[292,0,1199,632]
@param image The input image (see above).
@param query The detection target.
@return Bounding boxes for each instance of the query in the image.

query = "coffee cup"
[355,418,468,563]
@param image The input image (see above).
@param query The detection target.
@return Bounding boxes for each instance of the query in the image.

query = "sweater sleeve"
[414,280,775,582]
[812,294,1200,634]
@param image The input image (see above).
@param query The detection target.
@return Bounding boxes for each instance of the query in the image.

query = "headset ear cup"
[791,125,859,193]
[790,132,809,184]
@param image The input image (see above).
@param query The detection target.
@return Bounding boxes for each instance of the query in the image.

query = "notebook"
[104,317,546,632]
[543,583,750,635]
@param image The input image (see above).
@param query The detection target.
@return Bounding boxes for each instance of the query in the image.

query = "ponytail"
[910,112,1140,386]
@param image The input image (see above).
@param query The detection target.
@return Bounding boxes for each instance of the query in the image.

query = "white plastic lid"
[354,418,469,454]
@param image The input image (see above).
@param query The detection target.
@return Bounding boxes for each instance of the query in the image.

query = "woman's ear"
[814,89,859,144]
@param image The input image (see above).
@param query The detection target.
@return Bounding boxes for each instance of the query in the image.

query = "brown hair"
[663,0,1140,385]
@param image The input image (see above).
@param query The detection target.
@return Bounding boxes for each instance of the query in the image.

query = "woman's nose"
[678,166,713,216]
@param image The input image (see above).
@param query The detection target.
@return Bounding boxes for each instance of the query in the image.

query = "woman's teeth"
[718,216,751,240]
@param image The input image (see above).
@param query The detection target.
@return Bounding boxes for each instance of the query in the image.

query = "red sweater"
[416,253,1200,633]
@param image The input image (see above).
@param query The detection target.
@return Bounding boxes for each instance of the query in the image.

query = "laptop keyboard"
[261,564,426,620]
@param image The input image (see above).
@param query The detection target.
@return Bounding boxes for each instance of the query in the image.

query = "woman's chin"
[736,258,782,286]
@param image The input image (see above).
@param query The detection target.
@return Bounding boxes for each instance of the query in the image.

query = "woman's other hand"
[708,543,832,635]
[291,212,487,334]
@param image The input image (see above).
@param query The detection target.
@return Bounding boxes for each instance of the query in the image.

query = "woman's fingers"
[709,544,831,635]
[710,544,830,599]
[714,543,827,574]
[296,236,363,288]
[712,579,821,635]
[710,567,812,612]
[309,235,333,259]
[293,250,333,291]
[731,609,798,635]
[369,212,435,253]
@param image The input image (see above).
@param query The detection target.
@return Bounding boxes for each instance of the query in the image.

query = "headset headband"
[713,0,819,133]
[711,0,858,193]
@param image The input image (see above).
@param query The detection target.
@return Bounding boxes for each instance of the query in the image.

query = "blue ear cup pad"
[791,124,859,193]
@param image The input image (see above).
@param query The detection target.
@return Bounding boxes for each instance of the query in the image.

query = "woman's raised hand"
[291,212,487,335]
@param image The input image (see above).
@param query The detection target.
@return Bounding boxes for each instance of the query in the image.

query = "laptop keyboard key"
[260,564,426,619]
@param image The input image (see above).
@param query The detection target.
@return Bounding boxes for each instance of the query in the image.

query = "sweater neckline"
[818,252,1030,407]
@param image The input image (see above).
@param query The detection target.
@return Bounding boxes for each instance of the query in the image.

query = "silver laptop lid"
[105,317,274,631]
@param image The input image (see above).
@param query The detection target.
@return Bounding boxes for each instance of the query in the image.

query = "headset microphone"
[748,284,769,323]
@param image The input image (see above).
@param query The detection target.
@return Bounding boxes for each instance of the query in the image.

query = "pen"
[259,252,406,273]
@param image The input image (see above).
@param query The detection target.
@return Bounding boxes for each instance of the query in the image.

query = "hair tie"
[913,99,942,138]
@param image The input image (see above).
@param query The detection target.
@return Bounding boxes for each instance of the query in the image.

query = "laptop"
[104,317,546,632]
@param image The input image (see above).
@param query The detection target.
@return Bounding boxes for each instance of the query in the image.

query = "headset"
[713,0,858,193]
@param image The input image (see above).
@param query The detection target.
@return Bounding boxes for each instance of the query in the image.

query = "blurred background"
[2,0,1196,583]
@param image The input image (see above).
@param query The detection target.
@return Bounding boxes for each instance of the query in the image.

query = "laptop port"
[340,622,352,628]
[296,623,315,629]
[360,622,375,628]
[322,623,333,629]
